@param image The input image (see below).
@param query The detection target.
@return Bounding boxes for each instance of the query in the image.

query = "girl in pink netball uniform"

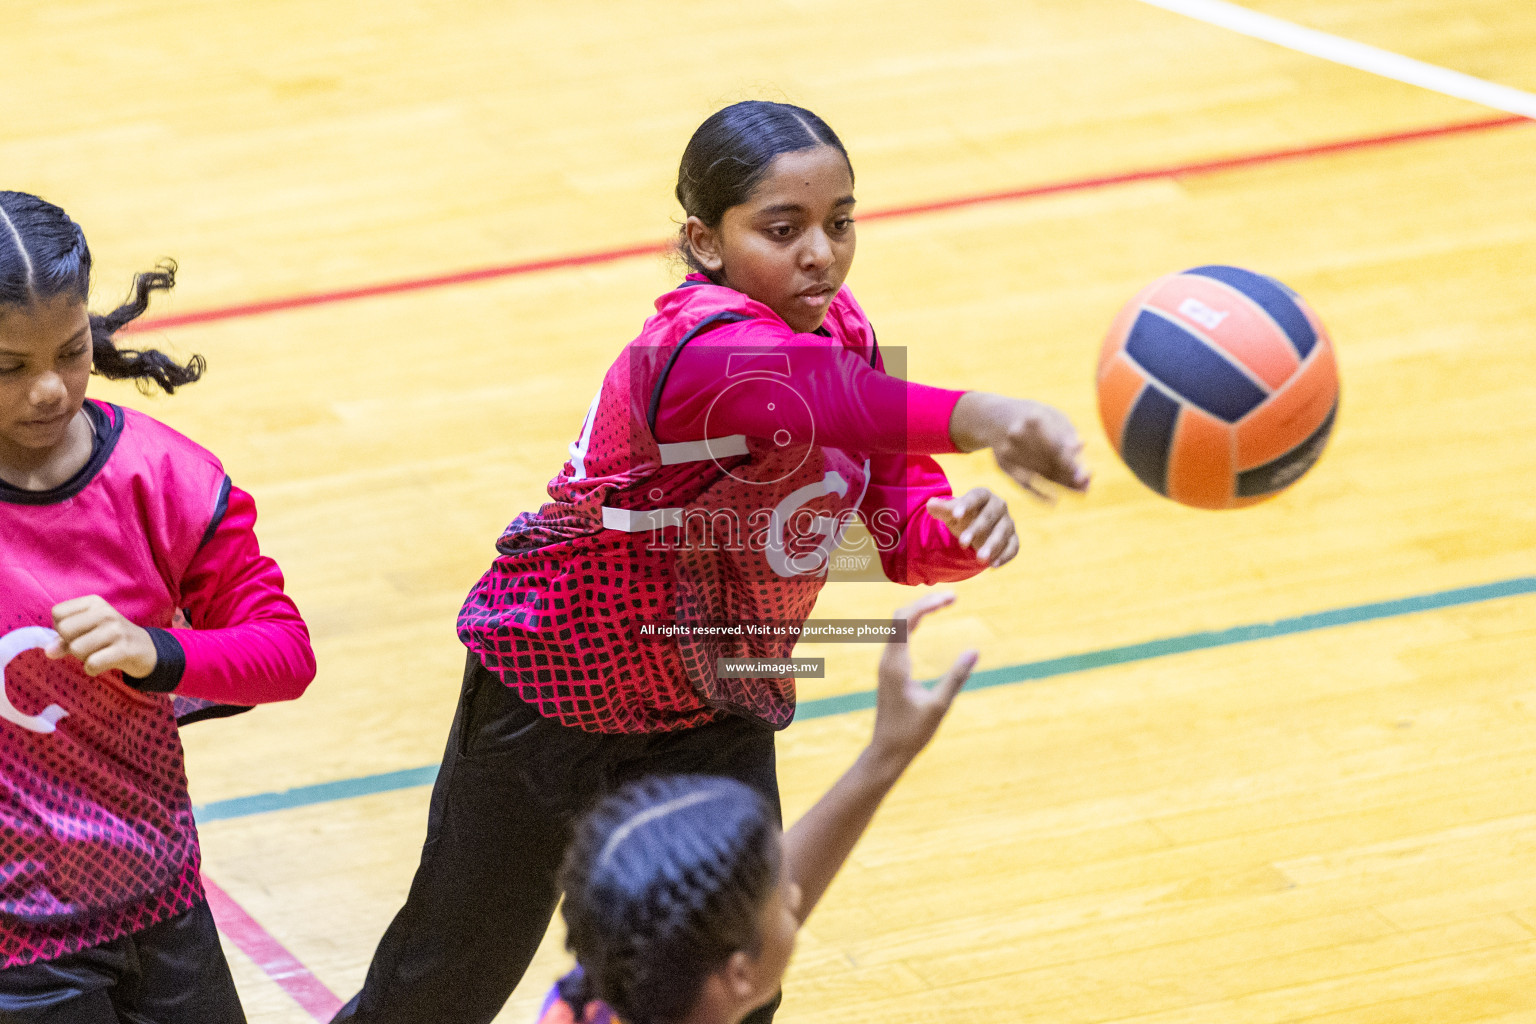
[0,191,316,1023]
[338,101,1087,1024]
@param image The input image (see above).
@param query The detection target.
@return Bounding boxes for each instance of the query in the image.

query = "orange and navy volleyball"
[1096,265,1339,510]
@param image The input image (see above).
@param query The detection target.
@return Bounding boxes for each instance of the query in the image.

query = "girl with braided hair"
[540,591,976,1024]
[0,190,316,1022]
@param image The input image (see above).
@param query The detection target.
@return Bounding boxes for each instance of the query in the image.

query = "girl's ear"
[722,950,757,1001]
[690,952,757,1020]
[684,216,725,274]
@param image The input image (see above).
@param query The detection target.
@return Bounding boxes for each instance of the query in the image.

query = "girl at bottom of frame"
[538,590,976,1024]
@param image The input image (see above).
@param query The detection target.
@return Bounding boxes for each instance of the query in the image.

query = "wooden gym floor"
[5,1,1536,1020]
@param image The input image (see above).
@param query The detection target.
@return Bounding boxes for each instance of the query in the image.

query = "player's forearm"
[948,391,1025,452]
[660,342,962,454]
[782,744,910,923]
[123,615,315,703]
[949,393,1090,492]
[168,618,316,703]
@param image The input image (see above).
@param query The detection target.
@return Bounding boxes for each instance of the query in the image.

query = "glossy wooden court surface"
[5,1,1536,1020]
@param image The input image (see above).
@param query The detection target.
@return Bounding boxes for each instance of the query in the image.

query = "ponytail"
[89,261,204,393]
[0,190,203,395]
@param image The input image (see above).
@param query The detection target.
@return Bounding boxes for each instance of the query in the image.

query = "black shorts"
[0,900,244,1024]
[334,652,781,1024]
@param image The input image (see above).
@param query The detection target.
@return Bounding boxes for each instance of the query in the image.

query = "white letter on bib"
[766,471,849,578]
[0,627,69,734]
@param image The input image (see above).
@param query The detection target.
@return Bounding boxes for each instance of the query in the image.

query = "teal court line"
[194,575,1536,824]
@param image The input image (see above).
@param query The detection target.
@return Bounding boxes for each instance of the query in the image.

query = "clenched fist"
[46,596,158,678]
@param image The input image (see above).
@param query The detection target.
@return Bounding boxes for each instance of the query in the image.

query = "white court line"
[1134,0,1536,118]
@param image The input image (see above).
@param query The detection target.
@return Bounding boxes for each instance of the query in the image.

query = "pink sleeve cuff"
[904,384,965,454]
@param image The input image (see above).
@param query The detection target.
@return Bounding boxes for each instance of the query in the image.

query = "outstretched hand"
[926,487,1019,567]
[46,596,158,679]
[949,393,1091,502]
[870,591,978,767]
[780,591,981,926]
[990,399,1090,500]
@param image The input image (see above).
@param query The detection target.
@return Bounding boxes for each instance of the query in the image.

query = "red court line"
[124,113,1528,334]
[857,113,1529,221]
[124,241,670,333]
[202,873,345,1022]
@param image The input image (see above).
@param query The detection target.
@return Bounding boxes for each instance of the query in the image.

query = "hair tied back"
[0,191,203,395]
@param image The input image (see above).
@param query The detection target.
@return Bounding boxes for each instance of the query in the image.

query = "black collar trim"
[0,401,125,506]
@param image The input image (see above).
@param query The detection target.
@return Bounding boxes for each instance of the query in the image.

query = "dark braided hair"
[559,775,782,1024]
[675,101,853,283]
[0,191,202,394]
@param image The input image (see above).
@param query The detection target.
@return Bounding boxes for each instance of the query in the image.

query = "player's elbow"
[280,629,319,700]
[877,548,986,587]
[250,620,318,703]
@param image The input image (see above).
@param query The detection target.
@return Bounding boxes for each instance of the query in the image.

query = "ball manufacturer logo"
[1177,297,1230,331]
[0,626,70,734]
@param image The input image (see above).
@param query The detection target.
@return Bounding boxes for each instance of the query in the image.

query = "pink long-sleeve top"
[460,277,986,733]
[650,286,979,586]
[0,399,314,967]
